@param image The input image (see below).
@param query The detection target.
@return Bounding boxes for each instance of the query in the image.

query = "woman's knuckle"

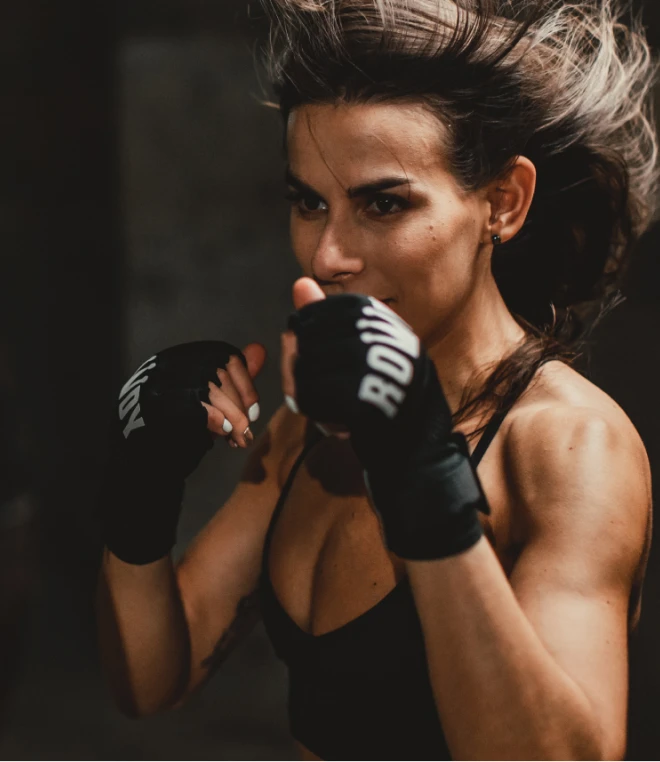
[244,387,259,405]
[237,411,249,429]
[206,411,223,434]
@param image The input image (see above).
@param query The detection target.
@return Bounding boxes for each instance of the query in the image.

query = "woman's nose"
[311,221,365,284]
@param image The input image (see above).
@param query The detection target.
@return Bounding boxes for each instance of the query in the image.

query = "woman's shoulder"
[501,360,651,560]
[469,359,646,484]
[509,359,644,446]
[505,359,650,494]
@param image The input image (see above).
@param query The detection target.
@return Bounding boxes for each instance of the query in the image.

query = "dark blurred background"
[0,1,658,758]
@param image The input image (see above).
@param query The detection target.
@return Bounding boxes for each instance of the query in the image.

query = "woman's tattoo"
[201,593,260,674]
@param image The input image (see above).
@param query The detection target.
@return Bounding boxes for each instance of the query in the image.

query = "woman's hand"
[283,277,489,560]
[103,340,266,565]
[203,342,266,448]
[279,277,323,413]
[281,276,448,459]
[280,278,350,438]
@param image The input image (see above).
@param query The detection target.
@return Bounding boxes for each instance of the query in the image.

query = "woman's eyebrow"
[285,168,412,198]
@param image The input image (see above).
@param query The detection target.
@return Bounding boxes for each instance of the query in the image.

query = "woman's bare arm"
[406,406,650,760]
[96,404,305,717]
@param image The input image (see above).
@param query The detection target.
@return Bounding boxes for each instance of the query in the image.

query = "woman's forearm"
[96,548,191,718]
[406,537,602,760]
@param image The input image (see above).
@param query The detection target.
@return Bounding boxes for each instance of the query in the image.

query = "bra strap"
[262,424,324,565]
[469,409,509,469]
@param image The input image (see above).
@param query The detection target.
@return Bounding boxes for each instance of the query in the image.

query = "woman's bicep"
[506,406,650,760]
[510,536,631,760]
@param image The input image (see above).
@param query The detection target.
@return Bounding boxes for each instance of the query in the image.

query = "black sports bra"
[258,406,511,761]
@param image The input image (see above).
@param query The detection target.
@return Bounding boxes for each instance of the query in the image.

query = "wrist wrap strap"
[364,433,488,561]
[102,435,185,565]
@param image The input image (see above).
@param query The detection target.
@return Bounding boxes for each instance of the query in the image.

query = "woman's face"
[285,101,493,347]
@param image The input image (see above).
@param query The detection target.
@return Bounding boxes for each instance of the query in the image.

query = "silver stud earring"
[491,234,502,246]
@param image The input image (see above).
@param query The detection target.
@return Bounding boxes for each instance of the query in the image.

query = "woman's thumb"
[242,343,267,379]
[292,277,327,311]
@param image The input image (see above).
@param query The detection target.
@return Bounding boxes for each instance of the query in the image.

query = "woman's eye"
[284,190,327,214]
[283,190,408,217]
[366,194,408,216]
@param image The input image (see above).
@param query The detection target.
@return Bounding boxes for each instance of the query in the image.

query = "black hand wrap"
[289,294,488,561]
[103,340,246,565]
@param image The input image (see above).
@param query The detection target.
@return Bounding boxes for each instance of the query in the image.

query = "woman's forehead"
[286,102,449,180]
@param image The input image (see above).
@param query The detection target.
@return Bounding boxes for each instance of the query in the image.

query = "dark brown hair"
[262,0,659,438]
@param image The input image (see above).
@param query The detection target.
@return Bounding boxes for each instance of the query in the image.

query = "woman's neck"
[426,277,527,417]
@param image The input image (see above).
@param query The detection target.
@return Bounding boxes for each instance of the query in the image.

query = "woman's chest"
[269,434,518,637]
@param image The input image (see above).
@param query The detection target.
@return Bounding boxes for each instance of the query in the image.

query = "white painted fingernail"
[248,402,260,422]
[285,395,299,415]
[222,418,233,434]
[315,422,331,437]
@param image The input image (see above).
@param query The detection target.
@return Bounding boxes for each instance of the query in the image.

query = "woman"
[97,1,657,759]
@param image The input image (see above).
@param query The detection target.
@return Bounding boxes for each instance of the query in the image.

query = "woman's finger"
[224,353,261,424]
[242,342,267,380]
[214,367,244,412]
[201,402,238,447]
[205,384,253,447]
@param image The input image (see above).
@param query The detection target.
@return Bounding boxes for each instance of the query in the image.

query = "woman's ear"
[484,156,536,245]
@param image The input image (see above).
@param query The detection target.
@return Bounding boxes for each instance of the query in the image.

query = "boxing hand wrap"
[363,432,488,560]
[103,341,246,565]
[288,294,488,561]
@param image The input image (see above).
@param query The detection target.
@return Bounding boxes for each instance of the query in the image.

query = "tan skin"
[97,101,651,759]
